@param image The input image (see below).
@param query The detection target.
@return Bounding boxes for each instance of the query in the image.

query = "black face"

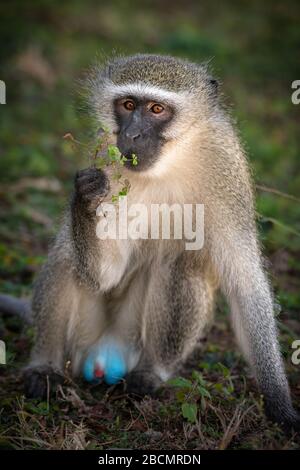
[113,96,174,171]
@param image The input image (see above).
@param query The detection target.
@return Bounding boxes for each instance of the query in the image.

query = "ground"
[0,0,299,450]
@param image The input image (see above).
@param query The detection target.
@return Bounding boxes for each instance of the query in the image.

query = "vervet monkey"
[1,54,299,431]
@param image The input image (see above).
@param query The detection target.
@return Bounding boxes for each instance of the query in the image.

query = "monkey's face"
[113,96,174,171]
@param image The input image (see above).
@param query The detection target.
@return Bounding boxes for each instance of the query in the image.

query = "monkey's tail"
[0,294,32,324]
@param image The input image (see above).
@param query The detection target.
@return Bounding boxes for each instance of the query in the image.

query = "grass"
[0,0,300,450]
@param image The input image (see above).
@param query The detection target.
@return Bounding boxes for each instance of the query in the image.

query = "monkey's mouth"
[117,143,135,159]
[118,139,160,171]
[124,154,134,161]
[120,148,142,168]
[124,154,141,170]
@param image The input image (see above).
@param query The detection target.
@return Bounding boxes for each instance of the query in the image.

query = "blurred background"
[0,0,299,449]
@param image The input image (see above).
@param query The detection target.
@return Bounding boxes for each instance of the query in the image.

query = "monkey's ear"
[208,78,219,97]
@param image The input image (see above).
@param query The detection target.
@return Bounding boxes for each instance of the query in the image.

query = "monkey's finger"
[78,181,109,199]
[75,167,103,181]
[76,174,108,189]
[75,173,109,192]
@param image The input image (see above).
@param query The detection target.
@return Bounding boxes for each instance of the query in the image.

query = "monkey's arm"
[24,168,110,398]
[24,236,77,397]
[126,252,215,395]
[71,167,110,290]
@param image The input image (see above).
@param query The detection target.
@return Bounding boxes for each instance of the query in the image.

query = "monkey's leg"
[24,253,106,398]
[24,256,75,398]
[213,235,300,431]
[126,255,215,395]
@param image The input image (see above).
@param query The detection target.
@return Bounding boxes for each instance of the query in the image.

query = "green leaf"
[168,377,193,389]
[176,390,186,402]
[120,155,128,164]
[119,185,129,196]
[217,362,230,377]
[191,370,206,386]
[131,154,138,166]
[214,383,223,392]
[198,386,211,400]
[182,402,197,423]
[107,144,121,161]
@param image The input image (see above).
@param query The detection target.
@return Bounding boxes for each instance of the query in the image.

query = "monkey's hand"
[125,370,162,397]
[73,167,110,213]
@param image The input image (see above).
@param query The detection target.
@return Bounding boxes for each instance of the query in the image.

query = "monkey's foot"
[283,413,300,434]
[125,370,162,397]
[24,366,64,399]
[266,402,300,434]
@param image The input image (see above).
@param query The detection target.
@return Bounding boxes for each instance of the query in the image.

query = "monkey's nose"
[125,131,141,141]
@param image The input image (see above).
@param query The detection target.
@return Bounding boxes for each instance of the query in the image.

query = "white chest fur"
[98,238,134,292]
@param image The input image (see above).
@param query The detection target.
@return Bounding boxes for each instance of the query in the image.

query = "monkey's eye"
[123,100,135,111]
[150,103,164,114]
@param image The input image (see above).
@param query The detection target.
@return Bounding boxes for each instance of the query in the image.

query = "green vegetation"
[0,0,299,450]
[63,131,138,201]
